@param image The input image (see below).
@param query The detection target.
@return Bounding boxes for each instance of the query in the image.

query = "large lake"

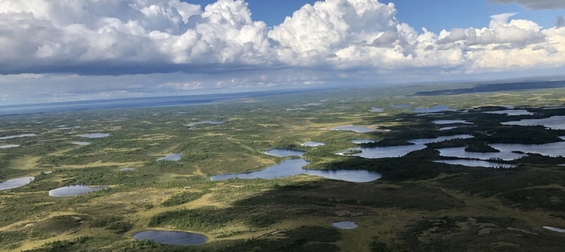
[132,230,208,245]
[0,177,34,191]
[434,160,515,169]
[341,135,473,159]
[502,116,565,130]
[210,159,381,183]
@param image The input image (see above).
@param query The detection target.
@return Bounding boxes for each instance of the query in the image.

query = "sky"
[1,0,565,105]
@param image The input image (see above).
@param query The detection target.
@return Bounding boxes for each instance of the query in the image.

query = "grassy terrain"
[1,83,565,251]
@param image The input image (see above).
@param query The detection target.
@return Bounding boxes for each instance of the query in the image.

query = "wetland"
[2,83,565,251]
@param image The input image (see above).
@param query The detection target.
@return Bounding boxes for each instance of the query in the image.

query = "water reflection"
[157,154,182,161]
[434,160,515,168]
[437,147,525,161]
[332,126,374,133]
[0,144,20,149]
[502,116,565,130]
[48,185,108,197]
[187,121,224,128]
[0,134,36,140]
[332,221,359,229]
[483,109,533,116]
[0,177,34,191]
[412,105,455,113]
[210,159,381,183]
[78,133,110,139]
[132,230,208,245]
[432,120,472,125]
[263,149,305,157]
[301,142,325,147]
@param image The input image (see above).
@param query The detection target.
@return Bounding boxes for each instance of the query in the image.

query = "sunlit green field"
[1,83,565,252]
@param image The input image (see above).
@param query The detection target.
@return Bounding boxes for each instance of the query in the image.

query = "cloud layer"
[1,0,565,104]
[489,0,565,10]
[1,0,564,76]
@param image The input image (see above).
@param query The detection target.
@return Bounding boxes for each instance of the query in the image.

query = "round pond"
[132,230,208,245]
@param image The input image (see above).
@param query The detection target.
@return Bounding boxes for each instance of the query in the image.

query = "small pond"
[0,177,34,191]
[78,133,110,139]
[49,185,108,197]
[121,167,134,172]
[187,121,224,128]
[543,226,565,233]
[391,104,411,108]
[0,134,36,140]
[301,142,325,147]
[501,116,565,130]
[286,108,306,111]
[370,108,384,112]
[351,140,378,144]
[157,154,182,161]
[332,126,374,133]
[332,221,359,229]
[132,230,208,245]
[439,126,457,131]
[483,109,533,116]
[71,142,90,146]
[432,120,472,125]
[437,147,526,161]
[0,144,20,149]
[210,159,381,183]
[412,105,455,113]
[434,160,515,169]
[263,149,305,157]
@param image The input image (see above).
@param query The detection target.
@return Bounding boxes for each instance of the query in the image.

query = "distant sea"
[0,89,326,116]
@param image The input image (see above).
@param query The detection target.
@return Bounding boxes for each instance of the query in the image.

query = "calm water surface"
[0,177,34,191]
[332,221,359,229]
[0,134,36,140]
[187,121,224,127]
[301,142,325,147]
[483,109,533,116]
[543,226,565,233]
[263,149,305,157]
[432,120,472,125]
[412,105,455,113]
[434,160,515,168]
[437,147,526,161]
[0,144,20,149]
[210,159,381,183]
[132,230,208,245]
[78,133,110,139]
[49,185,108,197]
[332,126,374,133]
[501,116,565,130]
[157,154,183,161]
